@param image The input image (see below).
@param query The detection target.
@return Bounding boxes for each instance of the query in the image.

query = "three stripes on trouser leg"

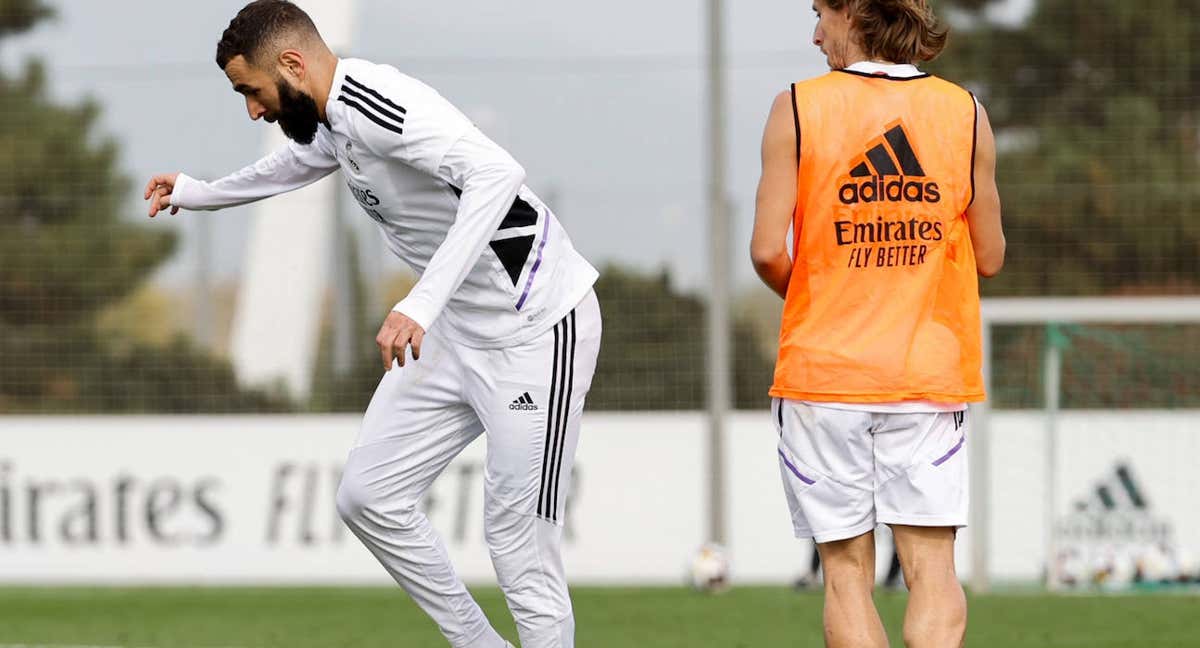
[538,310,577,522]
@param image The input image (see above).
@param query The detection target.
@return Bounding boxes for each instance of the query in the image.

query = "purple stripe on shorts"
[515,213,551,311]
[778,449,816,485]
[932,435,966,467]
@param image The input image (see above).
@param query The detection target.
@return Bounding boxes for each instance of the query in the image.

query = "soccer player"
[750,1,1004,646]
[144,2,600,647]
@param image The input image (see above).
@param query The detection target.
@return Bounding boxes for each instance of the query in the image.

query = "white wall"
[0,411,1196,585]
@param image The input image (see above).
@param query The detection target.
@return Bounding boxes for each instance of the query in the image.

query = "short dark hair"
[825,0,948,64]
[215,0,320,70]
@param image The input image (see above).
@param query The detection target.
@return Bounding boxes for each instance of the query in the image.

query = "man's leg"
[891,525,966,648]
[776,401,884,648]
[465,292,601,648]
[484,501,574,648]
[873,410,971,648]
[335,331,509,648]
[817,531,889,648]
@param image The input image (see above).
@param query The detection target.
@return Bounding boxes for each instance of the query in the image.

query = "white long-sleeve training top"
[171,57,598,348]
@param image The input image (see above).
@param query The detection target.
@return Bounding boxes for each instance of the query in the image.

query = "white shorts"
[774,399,969,543]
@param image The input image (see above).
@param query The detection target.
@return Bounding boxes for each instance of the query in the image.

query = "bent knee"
[895,545,958,587]
[903,560,959,589]
[335,471,421,529]
[335,474,372,522]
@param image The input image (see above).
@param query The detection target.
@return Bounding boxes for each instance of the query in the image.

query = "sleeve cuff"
[392,298,437,333]
[170,173,200,209]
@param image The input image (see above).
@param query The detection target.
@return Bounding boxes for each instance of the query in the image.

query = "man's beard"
[275,80,321,144]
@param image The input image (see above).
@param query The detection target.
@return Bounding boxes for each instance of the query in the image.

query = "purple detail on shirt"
[778,449,816,485]
[515,213,550,311]
[932,435,966,467]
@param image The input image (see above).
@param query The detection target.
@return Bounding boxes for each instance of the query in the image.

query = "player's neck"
[307,52,339,123]
[832,43,872,70]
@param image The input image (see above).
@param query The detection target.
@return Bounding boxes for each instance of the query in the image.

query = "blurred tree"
[0,4,287,412]
[308,229,384,414]
[935,0,1200,295]
[588,266,774,411]
[986,323,1200,409]
[930,1,1200,410]
[0,0,54,40]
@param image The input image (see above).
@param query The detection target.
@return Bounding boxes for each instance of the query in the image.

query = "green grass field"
[1,586,1197,647]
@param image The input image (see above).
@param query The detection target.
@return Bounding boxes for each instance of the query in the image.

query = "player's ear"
[277,49,306,83]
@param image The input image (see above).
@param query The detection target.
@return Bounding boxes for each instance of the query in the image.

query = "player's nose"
[246,98,267,121]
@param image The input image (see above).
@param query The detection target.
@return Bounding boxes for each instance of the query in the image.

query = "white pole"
[970,321,992,592]
[982,296,1200,323]
[1043,325,1063,590]
[705,0,731,547]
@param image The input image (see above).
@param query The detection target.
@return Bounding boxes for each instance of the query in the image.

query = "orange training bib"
[770,70,984,403]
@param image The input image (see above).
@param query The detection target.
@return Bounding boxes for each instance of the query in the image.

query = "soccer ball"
[1104,546,1138,588]
[1136,544,1174,583]
[1174,547,1199,582]
[688,543,731,593]
[1053,545,1088,587]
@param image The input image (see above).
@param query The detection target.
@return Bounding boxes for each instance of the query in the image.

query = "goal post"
[972,297,1200,593]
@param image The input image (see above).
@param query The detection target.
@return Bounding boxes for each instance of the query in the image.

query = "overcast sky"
[4,0,1029,293]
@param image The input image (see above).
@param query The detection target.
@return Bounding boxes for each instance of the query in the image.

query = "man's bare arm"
[750,90,799,299]
[966,101,1005,277]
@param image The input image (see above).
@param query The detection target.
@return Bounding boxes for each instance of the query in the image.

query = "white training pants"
[337,291,601,648]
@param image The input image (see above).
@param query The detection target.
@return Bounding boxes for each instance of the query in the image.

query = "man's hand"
[144,173,181,217]
[376,310,425,370]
